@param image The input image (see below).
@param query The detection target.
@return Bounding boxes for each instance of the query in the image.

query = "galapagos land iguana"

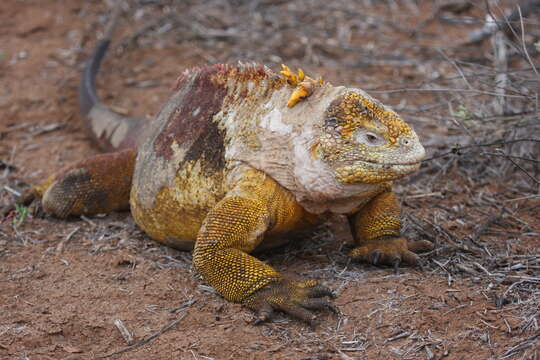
[6,8,433,325]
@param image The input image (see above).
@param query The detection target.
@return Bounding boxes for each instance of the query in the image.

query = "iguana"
[5,8,433,325]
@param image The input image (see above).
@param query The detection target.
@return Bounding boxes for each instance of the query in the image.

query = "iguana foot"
[243,278,336,327]
[1,187,41,218]
[349,237,433,268]
[3,150,136,220]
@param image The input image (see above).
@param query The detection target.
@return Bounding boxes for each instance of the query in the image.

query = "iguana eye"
[354,130,386,146]
[366,133,378,143]
[325,117,338,126]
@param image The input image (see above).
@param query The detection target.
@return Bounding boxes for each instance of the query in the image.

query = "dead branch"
[113,319,134,345]
[469,215,501,244]
[55,227,80,255]
[117,13,177,49]
[464,0,540,45]
[96,313,186,359]
[424,138,540,161]
[501,331,540,359]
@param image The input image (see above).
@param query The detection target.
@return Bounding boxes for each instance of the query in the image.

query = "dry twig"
[96,313,187,358]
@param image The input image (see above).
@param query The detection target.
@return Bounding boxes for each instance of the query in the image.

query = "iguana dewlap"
[9,12,433,325]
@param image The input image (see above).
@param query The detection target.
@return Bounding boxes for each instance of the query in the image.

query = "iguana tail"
[79,3,145,152]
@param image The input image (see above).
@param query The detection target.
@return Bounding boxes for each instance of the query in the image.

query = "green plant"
[13,204,29,228]
[452,104,473,122]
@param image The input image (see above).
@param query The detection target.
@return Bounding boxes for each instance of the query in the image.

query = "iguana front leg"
[348,191,433,268]
[193,169,334,325]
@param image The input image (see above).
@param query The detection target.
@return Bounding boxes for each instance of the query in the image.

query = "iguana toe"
[243,278,335,326]
[349,237,433,267]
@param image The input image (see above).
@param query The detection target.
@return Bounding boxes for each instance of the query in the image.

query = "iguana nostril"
[399,137,411,146]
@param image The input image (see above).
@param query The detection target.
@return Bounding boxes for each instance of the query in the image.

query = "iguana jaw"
[332,136,425,184]
[334,160,422,184]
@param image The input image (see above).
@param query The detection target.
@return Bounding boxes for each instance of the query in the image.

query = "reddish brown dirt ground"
[1,1,539,359]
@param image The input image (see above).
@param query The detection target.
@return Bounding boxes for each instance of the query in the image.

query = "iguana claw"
[349,237,434,267]
[243,278,336,326]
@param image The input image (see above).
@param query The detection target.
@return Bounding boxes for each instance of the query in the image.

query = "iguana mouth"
[337,159,422,168]
[362,162,421,172]
[334,160,422,185]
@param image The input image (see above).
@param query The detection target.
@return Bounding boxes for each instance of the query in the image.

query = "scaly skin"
[193,170,287,302]
[348,191,433,267]
[11,149,135,218]
[3,10,433,325]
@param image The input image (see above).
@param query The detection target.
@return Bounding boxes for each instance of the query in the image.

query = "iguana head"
[315,91,425,184]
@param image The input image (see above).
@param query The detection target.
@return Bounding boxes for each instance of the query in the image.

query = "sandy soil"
[1,1,538,359]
